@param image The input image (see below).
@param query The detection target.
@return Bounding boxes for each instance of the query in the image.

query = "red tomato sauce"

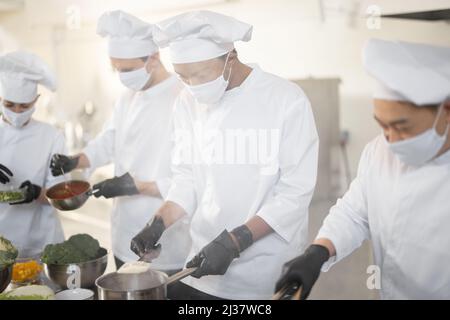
[47,181,89,200]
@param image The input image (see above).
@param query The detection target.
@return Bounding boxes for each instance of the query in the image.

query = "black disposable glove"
[10,181,42,205]
[186,230,240,278]
[0,164,13,184]
[130,216,166,257]
[50,154,79,176]
[275,244,330,300]
[92,172,139,199]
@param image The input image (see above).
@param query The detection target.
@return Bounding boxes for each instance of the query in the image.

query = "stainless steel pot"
[95,267,196,300]
[46,180,92,211]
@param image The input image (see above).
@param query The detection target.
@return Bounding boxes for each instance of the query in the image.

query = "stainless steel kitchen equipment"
[46,180,92,211]
[96,267,196,300]
[43,248,108,289]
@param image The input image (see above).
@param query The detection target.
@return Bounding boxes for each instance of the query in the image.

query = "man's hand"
[186,230,240,278]
[130,216,166,257]
[275,244,330,300]
[10,181,42,205]
[92,173,139,199]
[0,164,13,184]
[50,154,79,176]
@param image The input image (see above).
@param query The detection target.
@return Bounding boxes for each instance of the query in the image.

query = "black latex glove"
[0,164,13,184]
[130,216,166,257]
[186,230,239,278]
[50,154,79,176]
[92,173,139,199]
[275,244,330,300]
[10,181,42,205]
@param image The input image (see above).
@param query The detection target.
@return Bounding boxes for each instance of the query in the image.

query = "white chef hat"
[0,51,57,104]
[97,10,158,59]
[364,38,450,106]
[153,10,252,63]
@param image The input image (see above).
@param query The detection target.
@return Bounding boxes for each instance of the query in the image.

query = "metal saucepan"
[46,180,92,211]
[95,267,197,300]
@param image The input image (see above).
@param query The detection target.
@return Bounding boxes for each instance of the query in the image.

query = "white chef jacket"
[0,118,65,251]
[317,135,450,299]
[166,65,319,299]
[83,75,191,269]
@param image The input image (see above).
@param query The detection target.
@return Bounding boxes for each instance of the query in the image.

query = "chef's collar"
[0,115,35,130]
[137,73,179,98]
[221,63,259,102]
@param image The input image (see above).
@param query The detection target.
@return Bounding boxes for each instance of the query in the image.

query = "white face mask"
[387,103,449,166]
[118,60,152,91]
[2,105,36,128]
[185,52,232,105]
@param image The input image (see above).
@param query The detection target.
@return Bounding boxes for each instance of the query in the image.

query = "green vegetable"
[67,234,100,259]
[0,285,55,300]
[0,191,24,203]
[0,235,18,267]
[0,294,51,300]
[41,234,101,265]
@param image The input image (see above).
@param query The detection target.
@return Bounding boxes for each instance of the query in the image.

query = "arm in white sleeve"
[316,143,372,271]
[165,99,197,216]
[155,177,172,200]
[82,105,118,171]
[256,95,319,243]
[154,118,175,200]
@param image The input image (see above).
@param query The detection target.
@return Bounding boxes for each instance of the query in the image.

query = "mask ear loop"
[433,100,450,137]
[144,56,152,76]
[222,52,233,82]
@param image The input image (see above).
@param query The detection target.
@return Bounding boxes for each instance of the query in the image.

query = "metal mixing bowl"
[0,265,12,293]
[43,248,108,289]
[46,180,91,211]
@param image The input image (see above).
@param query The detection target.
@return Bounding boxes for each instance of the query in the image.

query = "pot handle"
[166,267,197,286]
[272,284,303,300]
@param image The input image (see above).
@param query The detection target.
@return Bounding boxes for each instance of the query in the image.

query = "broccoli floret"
[0,235,18,267]
[42,242,90,264]
[41,234,101,265]
[67,234,100,260]
[41,244,61,264]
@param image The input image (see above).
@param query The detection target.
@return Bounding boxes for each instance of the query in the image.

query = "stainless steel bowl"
[43,248,108,289]
[46,180,91,211]
[0,265,12,293]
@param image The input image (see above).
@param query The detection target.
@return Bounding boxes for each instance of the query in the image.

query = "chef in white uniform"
[275,39,450,300]
[0,51,65,251]
[131,11,319,300]
[49,10,190,272]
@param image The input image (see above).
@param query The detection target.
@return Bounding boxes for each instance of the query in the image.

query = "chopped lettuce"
[0,191,24,203]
